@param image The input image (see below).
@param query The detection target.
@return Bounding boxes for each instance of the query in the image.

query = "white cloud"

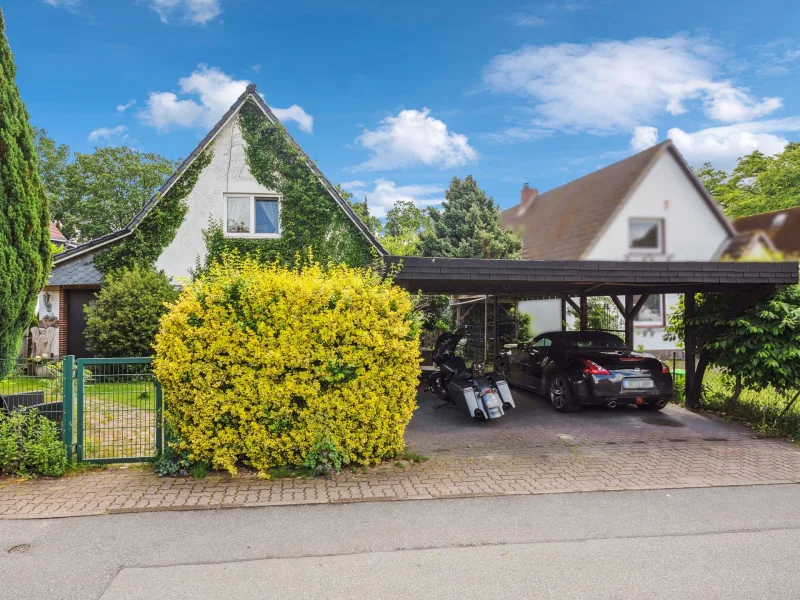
[342,179,445,219]
[88,125,128,144]
[150,0,222,25]
[630,126,658,151]
[353,109,477,171]
[272,105,314,134]
[511,13,546,27]
[42,0,80,9]
[139,65,313,133]
[116,100,136,113]
[668,117,800,169]
[483,35,783,134]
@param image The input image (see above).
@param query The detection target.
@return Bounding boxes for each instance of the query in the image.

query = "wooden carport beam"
[613,293,651,347]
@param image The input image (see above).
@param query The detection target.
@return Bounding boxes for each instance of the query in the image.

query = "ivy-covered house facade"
[43,85,387,358]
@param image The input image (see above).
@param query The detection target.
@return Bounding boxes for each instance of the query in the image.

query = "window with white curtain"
[224,195,280,238]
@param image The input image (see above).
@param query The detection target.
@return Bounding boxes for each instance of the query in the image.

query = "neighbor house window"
[225,195,280,238]
[629,218,663,251]
[634,294,665,327]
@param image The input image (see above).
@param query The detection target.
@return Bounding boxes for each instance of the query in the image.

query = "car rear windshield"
[562,336,627,349]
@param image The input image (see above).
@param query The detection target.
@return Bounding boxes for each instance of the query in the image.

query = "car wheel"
[549,374,580,413]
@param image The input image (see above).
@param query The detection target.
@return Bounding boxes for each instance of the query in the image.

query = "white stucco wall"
[585,151,730,351]
[586,151,730,262]
[518,299,561,337]
[37,289,59,320]
[156,112,278,280]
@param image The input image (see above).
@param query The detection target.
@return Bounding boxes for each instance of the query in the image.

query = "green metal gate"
[76,358,162,463]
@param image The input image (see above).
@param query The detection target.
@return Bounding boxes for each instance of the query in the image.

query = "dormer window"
[629,218,663,252]
[225,195,280,238]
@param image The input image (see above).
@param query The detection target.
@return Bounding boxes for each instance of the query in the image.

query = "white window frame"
[634,294,666,327]
[223,194,281,239]
[628,218,664,253]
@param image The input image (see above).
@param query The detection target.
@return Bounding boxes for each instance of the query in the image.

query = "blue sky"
[5,0,800,216]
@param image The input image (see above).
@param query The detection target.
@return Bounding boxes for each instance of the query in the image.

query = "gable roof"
[500,140,736,260]
[53,84,387,269]
[732,206,800,257]
[49,223,67,244]
[717,230,777,260]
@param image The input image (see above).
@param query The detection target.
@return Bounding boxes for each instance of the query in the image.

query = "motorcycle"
[427,330,516,421]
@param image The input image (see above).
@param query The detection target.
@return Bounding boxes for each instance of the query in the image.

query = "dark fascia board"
[56,85,387,267]
[381,256,798,296]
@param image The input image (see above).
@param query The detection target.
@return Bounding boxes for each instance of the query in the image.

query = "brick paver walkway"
[2,389,799,519]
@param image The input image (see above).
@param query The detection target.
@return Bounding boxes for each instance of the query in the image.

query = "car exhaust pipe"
[657,398,668,408]
[607,400,617,408]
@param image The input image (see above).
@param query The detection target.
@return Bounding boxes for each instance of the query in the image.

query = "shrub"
[153,256,421,476]
[85,265,179,358]
[0,409,67,477]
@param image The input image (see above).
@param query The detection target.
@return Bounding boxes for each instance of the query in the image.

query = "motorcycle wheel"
[474,409,488,422]
[428,372,449,400]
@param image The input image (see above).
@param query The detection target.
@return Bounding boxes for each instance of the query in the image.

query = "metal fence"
[76,358,162,463]
[0,354,69,436]
[1,355,163,464]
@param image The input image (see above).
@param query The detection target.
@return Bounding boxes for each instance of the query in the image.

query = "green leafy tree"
[567,297,623,332]
[0,10,51,375]
[666,286,800,409]
[84,266,179,357]
[694,144,800,218]
[32,128,71,234]
[62,147,178,242]
[32,130,179,243]
[348,196,382,237]
[381,200,430,256]
[419,175,521,259]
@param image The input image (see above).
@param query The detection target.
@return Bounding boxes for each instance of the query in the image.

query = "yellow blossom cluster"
[153,256,421,475]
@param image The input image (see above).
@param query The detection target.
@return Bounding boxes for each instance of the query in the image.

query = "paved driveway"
[1,386,798,519]
[404,384,800,491]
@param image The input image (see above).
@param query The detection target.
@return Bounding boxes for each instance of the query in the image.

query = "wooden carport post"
[624,293,634,348]
[579,295,588,331]
[684,291,697,409]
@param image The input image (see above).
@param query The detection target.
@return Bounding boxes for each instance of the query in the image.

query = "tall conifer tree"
[0,9,51,374]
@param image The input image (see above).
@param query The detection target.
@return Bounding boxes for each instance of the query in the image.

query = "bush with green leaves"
[0,409,67,477]
[84,266,179,358]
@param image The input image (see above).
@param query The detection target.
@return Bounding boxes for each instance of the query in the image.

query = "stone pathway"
[2,391,799,519]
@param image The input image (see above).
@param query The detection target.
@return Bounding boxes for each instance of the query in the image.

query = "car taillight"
[581,359,610,375]
[661,362,670,374]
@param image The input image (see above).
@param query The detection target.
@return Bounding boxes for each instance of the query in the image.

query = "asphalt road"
[2,484,799,599]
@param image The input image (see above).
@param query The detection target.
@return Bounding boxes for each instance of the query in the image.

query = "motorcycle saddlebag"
[446,380,480,418]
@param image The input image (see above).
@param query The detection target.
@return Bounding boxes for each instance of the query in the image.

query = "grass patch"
[265,465,314,480]
[675,372,800,441]
[399,450,428,464]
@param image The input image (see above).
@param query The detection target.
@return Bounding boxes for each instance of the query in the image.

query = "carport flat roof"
[383,256,799,297]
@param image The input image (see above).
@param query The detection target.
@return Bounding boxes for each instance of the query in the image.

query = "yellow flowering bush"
[153,256,420,475]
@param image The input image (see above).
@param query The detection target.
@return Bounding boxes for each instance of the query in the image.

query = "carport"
[384,256,799,408]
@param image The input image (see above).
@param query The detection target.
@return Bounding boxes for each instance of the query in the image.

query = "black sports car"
[495,331,673,413]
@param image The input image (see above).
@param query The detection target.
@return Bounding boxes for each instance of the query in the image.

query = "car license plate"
[622,378,655,390]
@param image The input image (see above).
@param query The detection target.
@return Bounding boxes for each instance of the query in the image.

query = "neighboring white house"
[501,140,771,352]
